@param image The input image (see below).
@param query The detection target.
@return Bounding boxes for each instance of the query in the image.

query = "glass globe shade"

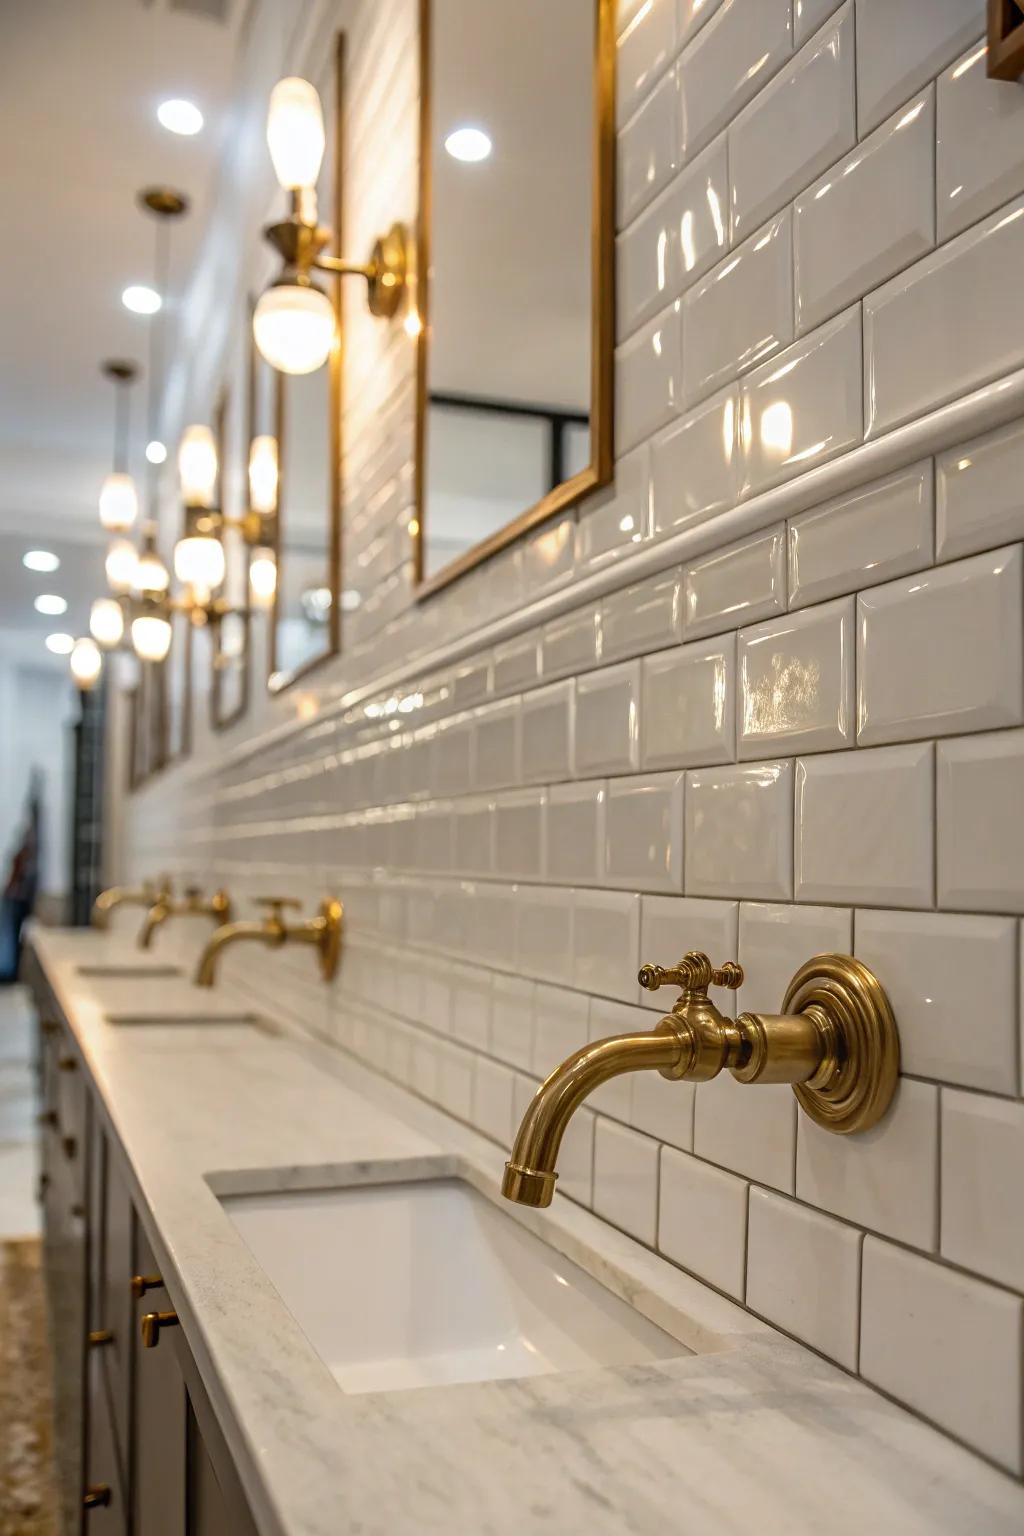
[248,434,279,514]
[90,598,124,648]
[70,637,103,690]
[105,538,139,593]
[267,77,325,190]
[178,424,218,507]
[253,284,334,375]
[134,550,171,595]
[98,471,139,532]
[174,534,226,593]
[131,614,172,663]
[249,547,277,608]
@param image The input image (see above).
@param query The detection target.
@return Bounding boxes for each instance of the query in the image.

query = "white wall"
[124,0,1024,1479]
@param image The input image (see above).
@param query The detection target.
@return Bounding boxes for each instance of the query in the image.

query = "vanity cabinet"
[26,960,259,1536]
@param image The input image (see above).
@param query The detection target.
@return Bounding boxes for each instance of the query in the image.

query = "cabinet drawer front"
[84,1351,127,1535]
[132,1222,187,1536]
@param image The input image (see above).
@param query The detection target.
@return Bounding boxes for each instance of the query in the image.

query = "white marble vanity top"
[31,927,1024,1536]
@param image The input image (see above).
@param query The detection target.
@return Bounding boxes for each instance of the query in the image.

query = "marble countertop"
[31,927,1024,1536]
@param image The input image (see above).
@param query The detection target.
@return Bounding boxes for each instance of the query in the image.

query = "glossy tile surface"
[642,634,736,769]
[682,211,793,406]
[937,39,1024,241]
[738,597,855,758]
[747,1191,861,1370]
[941,1091,1024,1292]
[545,781,605,886]
[604,771,685,892]
[601,569,683,661]
[616,302,684,453]
[684,526,787,639]
[659,1149,748,1297]
[854,0,980,136]
[937,729,1024,912]
[574,661,642,776]
[678,0,792,159]
[618,64,681,226]
[936,417,1024,562]
[650,385,741,538]
[685,760,794,900]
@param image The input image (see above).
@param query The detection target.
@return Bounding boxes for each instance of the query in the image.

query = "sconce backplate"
[784,955,899,1135]
[367,222,409,319]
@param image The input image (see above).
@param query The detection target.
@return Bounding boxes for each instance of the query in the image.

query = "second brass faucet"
[503,950,899,1209]
[194,896,343,987]
[137,887,232,949]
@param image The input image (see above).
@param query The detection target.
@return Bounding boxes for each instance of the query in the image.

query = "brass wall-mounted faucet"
[502,951,899,1209]
[137,886,232,950]
[194,896,343,988]
[92,878,170,930]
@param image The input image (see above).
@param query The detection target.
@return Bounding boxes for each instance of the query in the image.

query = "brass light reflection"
[254,58,409,376]
[503,951,899,1209]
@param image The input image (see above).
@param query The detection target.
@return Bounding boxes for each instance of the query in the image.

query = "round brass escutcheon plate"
[318,898,344,980]
[367,222,408,319]
[139,185,190,219]
[784,955,899,1135]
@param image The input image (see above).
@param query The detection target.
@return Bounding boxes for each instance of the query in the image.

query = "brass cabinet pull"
[58,1055,77,1072]
[61,1135,77,1160]
[83,1485,111,1509]
[140,1310,179,1348]
[130,1273,163,1299]
[36,1173,49,1200]
[88,1329,114,1346]
[39,1109,57,1129]
[41,1019,59,1036]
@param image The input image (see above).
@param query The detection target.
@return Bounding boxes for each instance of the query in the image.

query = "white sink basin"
[222,1178,685,1394]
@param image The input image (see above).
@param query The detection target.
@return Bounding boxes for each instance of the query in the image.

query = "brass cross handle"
[255,896,302,920]
[638,952,743,994]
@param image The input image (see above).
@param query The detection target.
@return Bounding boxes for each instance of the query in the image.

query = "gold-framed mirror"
[268,34,344,693]
[413,0,615,595]
[210,386,251,729]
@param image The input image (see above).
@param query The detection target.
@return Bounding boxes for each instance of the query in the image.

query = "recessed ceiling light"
[35,594,68,616]
[444,126,492,163]
[45,632,74,656]
[122,285,162,315]
[157,98,204,137]
[23,549,59,573]
[145,439,168,464]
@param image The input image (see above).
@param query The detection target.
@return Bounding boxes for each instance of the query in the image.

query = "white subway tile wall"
[130,0,1024,1478]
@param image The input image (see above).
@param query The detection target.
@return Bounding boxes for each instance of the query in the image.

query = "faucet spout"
[92,885,159,930]
[194,922,277,988]
[503,1026,689,1208]
[137,900,170,949]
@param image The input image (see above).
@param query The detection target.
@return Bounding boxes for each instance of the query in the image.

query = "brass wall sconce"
[503,951,899,1209]
[253,75,409,376]
[194,895,343,987]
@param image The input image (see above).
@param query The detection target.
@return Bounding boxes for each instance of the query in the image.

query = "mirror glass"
[416,0,612,590]
[164,610,192,762]
[270,38,342,690]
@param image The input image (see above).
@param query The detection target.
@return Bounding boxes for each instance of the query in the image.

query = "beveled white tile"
[593,1119,660,1245]
[472,698,521,792]
[694,1072,796,1193]
[616,0,676,127]
[937,729,1024,913]
[685,760,794,900]
[747,1190,861,1369]
[587,998,645,1122]
[855,909,1018,1094]
[520,681,574,786]
[682,211,794,406]
[676,0,726,50]
[739,307,863,494]
[794,89,934,334]
[436,1041,475,1122]
[642,634,736,769]
[617,137,729,338]
[638,894,738,1017]
[739,597,855,758]
[517,887,574,987]
[942,1090,1024,1292]
[618,65,681,227]
[573,888,642,1002]
[431,712,474,798]
[798,1078,939,1249]
[490,974,534,1071]
[650,385,742,539]
[683,526,787,640]
[861,1236,1024,1474]
[855,0,980,136]
[936,417,1024,562]
[795,744,933,907]
[542,604,601,679]
[604,771,685,893]
[466,882,518,970]
[794,0,843,46]
[575,446,650,572]
[574,661,642,777]
[678,0,792,160]
[492,789,545,882]
[532,983,591,1075]
[524,517,576,595]
[737,901,853,1016]
[414,800,453,872]
[658,1149,748,1297]
[857,547,1024,745]
[788,461,934,609]
[865,198,1024,439]
[616,302,684,453]
[601,569,683,662]
[938,40,1024,241]
[452,796,493,876]
[492,632,540,695]
[451,656,492,708]
[471,1058,515,1149]
[546,780,606,886]
[449,963,492,1050]
[729,4,855,241]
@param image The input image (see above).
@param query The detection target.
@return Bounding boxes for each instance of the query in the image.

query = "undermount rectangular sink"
[77,964,182,978]
[221,1178,685,1394]
[104,1011,263,1027]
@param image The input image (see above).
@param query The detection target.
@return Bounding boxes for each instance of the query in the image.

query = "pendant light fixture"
[253,75,409,375]
[97,361,140,532]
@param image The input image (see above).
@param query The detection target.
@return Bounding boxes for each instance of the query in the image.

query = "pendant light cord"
[146,213,172,522]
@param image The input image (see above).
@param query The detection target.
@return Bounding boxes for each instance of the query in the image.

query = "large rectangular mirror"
[414,0,614,593]
[164,610,193,763]
[269,34,343,692]
[210,385,251,728]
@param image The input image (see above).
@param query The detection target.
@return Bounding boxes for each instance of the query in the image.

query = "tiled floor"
[0,986,39,1239]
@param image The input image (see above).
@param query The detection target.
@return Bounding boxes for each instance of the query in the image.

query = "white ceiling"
[0,0,249,553]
